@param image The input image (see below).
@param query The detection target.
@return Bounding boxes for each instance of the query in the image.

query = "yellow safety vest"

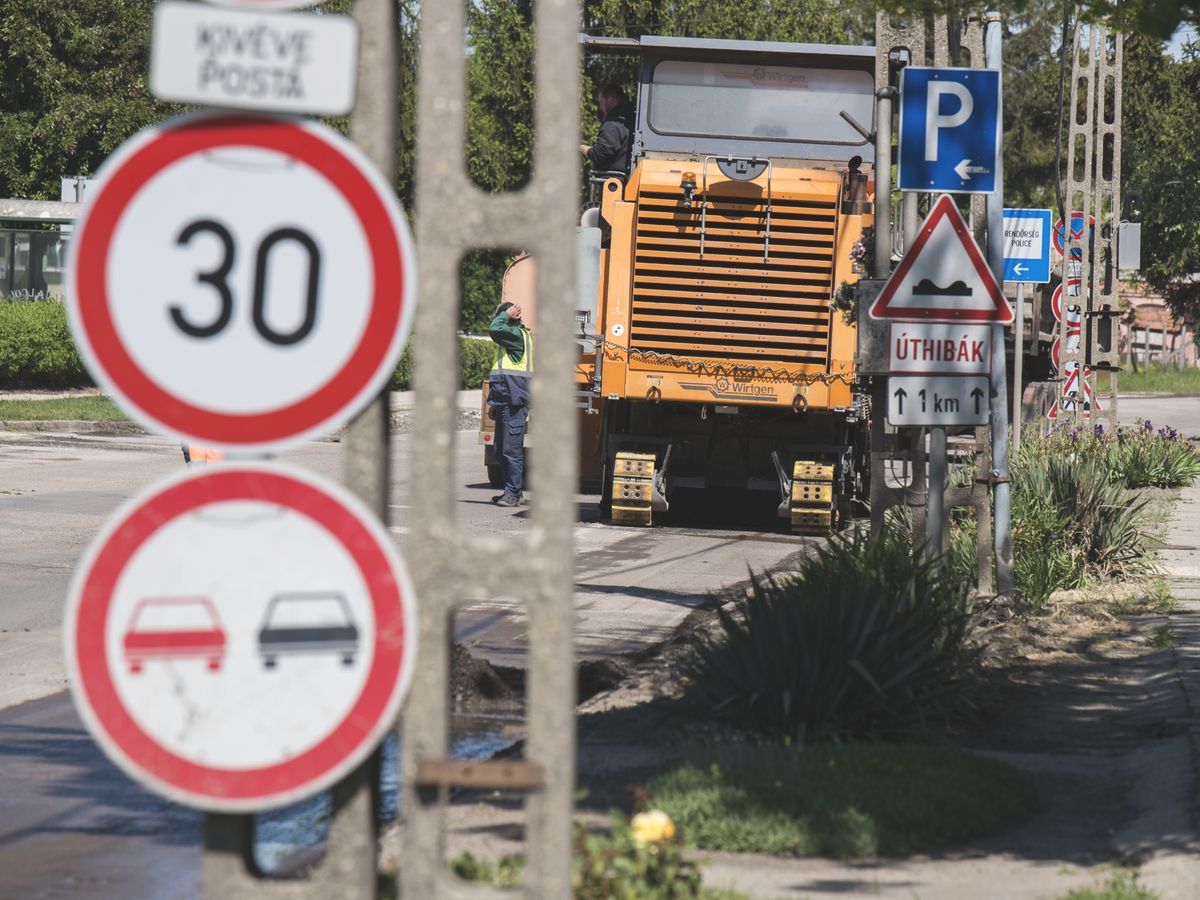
[491,329,534,377]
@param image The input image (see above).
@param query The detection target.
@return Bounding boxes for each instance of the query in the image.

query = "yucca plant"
[683,529,978,740]
[1010,450,1156,602]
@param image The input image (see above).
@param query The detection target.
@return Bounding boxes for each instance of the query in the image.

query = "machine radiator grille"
[630,188,838,369]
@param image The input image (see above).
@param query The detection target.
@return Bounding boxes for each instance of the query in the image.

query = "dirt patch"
[450,641,517,708]
[450,643,633,713]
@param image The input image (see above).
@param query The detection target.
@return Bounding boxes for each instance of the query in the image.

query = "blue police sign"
[1003,208,1053,283]
[898,67,1000,194]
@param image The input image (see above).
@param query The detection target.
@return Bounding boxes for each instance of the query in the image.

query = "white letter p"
[925,81,972,162]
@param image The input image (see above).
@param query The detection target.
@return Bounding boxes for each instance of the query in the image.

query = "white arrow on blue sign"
[898,67,1000,194]
[1002,208,1052,284]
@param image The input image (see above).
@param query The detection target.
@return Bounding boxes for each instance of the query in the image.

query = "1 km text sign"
[66,114,415,453]
[64,465,417,812]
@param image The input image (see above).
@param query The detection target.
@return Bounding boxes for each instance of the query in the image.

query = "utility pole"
[985,12,1015,593]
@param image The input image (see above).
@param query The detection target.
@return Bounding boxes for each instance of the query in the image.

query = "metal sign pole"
[928,426,947,556]
[985,11,1015,593]
[869,84,895,538]
[1013,281,1025,454]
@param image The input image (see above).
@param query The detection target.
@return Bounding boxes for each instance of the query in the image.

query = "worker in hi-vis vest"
[487,301,533,507]
[181,444,223,466]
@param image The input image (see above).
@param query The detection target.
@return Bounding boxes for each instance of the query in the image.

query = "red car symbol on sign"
[123,596,227,674]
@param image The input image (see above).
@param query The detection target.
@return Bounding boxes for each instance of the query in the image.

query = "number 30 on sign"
[66,114,416,454]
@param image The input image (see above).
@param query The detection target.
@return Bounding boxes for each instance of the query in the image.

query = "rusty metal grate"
[630,189,838,368]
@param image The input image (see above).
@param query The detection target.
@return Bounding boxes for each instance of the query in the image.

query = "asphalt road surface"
[0,421,809,898]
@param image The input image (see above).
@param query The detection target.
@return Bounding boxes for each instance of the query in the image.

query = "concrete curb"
[0,420,145,435]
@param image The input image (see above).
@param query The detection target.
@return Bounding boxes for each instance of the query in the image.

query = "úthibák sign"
[889,323,991,375]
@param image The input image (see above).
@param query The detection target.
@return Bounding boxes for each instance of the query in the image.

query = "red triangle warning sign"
[1046,365,1101,419]
[869,195,1013,323]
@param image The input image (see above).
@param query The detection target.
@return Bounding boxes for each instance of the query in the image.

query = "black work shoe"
[495,494,521,508]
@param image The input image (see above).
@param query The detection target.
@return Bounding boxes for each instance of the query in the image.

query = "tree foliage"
[1122,35,1200,321]
[0,0,177,198]
[7,1,1200,329]
[873,0,1200,39]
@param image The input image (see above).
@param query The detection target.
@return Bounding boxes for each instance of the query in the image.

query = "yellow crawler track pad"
[611,451,655,527]
[792,509,833,532]
[613,453,655,478]
[790,458,835,535]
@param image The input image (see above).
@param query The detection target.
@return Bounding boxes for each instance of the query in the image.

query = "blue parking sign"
[898,68,1000,194]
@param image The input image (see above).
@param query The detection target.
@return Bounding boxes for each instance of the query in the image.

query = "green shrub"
[459,338,495,389]
[448,812,740,899]
[684,529,978,739]
[388,337,495,391]
[1011,451,1156,600]
[1110,419,1200,487]
[573,812,705,900]
[0,300,90,388]
[1058,871,1158,900]
[1023,421,1200,489]
[449,851,523,888]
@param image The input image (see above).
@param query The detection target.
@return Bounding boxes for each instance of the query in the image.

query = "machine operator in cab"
[579,83,635,174]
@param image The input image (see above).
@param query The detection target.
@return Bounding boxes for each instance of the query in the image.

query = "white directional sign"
[151,1,359,116]
[870,195,1012,323]
[898,68,1000,193]
[889,323,991,375]
[1003,209,1052,284]
[66,113,416,454]
[887,376,990,426]
[64,464,417,812]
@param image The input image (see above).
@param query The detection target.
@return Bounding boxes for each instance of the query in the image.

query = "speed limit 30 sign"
[66,113,415,453]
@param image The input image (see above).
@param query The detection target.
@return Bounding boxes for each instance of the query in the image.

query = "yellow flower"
[631,809,676,847]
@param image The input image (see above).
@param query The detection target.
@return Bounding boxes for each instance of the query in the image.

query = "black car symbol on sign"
[258,592,360,669]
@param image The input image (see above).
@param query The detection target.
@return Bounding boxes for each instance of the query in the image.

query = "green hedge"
[0,300,90,388]
[0,300,495,392]
[389,337,495,391]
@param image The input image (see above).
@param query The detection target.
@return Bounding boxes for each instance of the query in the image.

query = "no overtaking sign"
[65,464,417,812]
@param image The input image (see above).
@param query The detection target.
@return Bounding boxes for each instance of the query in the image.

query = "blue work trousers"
[493,403,528,499]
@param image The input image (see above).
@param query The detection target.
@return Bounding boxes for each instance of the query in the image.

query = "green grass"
[1148,578,1176,612]
[0,396,128,421]
[1058,871,1158,899]
[647,741,1036,858]
[446,849,749,899]
[1148,624,1174,648]
[1119,363,1200,395]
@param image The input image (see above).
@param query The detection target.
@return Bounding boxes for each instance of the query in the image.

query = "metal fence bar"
[403,0,579,895]
[201,1,397,893]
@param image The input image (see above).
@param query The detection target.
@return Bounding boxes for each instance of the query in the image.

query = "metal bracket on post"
[405,0,578,897]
